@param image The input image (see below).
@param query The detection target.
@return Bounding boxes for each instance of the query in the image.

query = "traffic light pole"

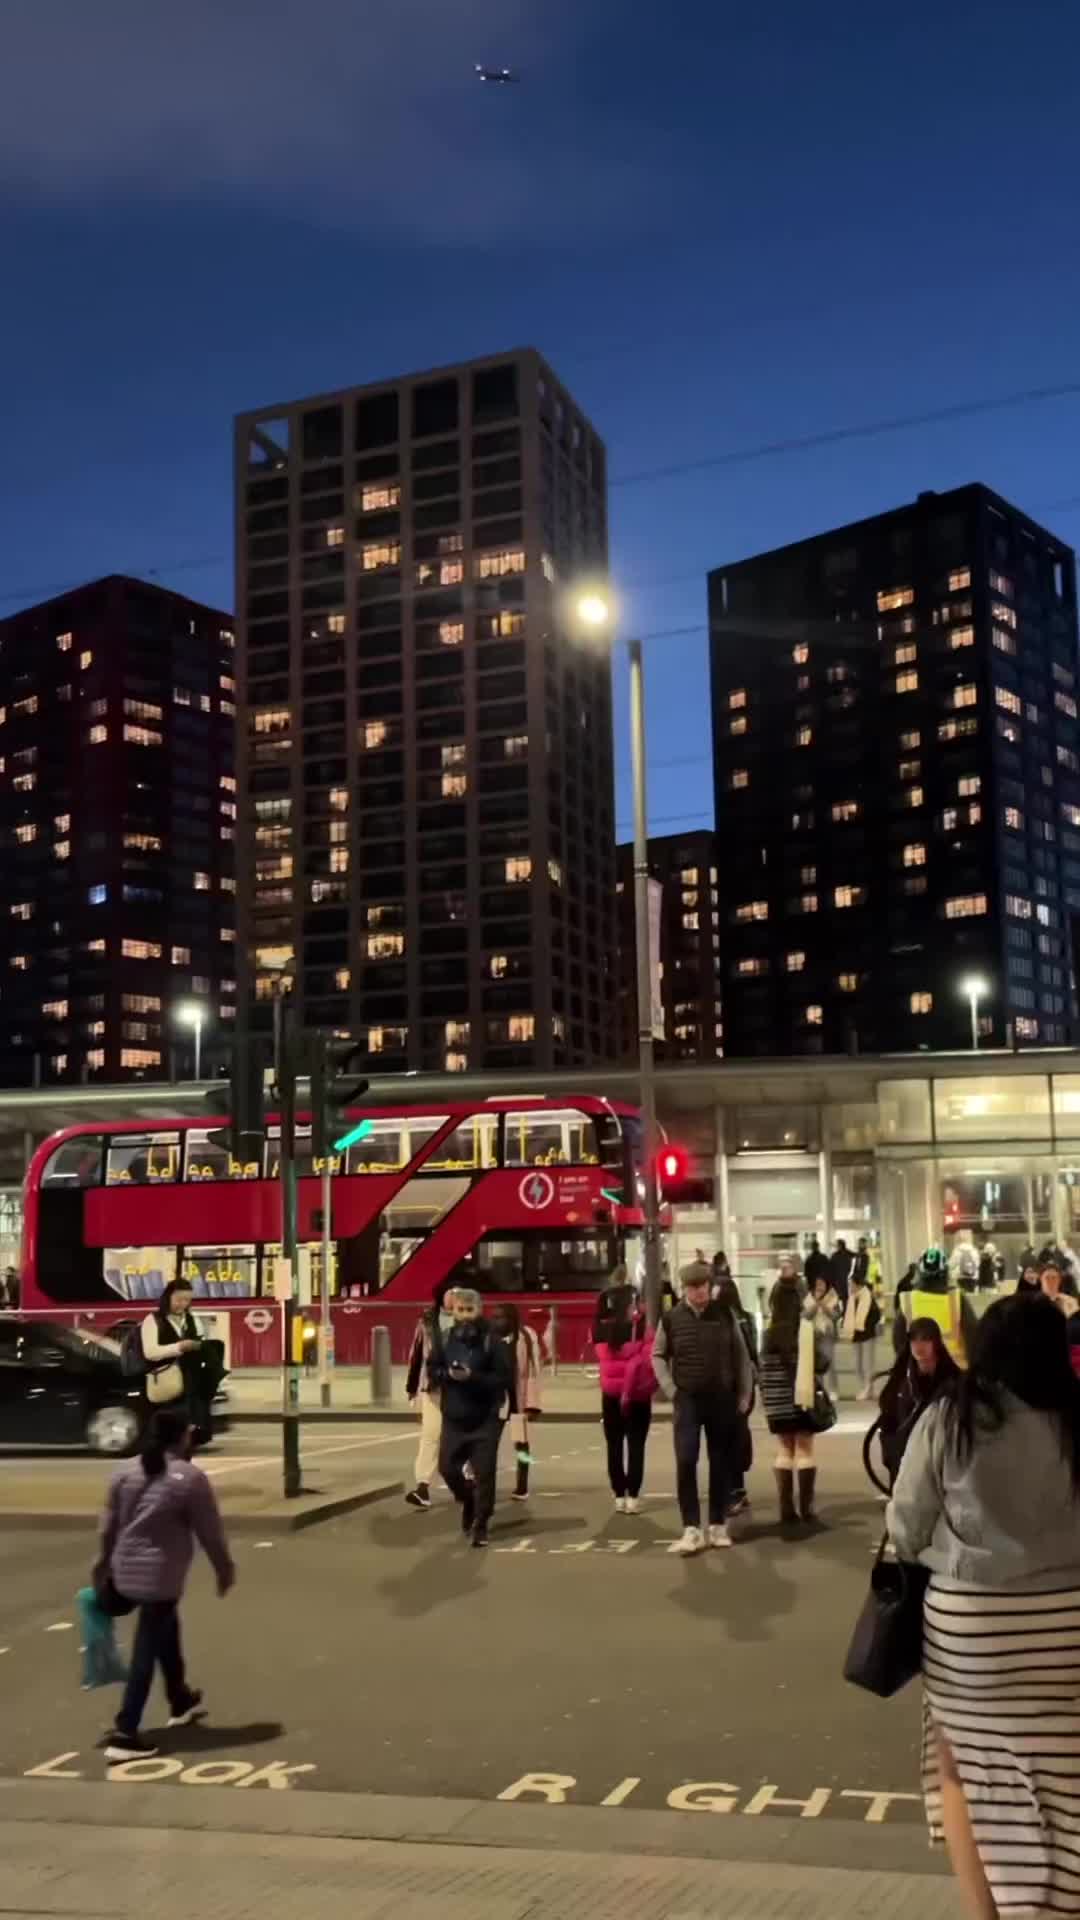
[318,1157,333,1409]
[629,638,663,1327]
[273,989,302,1497]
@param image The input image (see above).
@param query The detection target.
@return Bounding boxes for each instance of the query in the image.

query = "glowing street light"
[575,592,612,631]
[960,974,990,1051]
[174,1000,207,1081]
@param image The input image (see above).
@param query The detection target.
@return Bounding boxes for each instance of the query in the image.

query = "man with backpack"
[427,1288,514,1548]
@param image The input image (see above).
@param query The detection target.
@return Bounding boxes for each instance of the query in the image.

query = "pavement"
[0,1411,947,1914]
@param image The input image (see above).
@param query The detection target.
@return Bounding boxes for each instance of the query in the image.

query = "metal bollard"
[370,1324,392,1406]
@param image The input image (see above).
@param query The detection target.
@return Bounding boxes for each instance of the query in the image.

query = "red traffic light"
[657,1144,689,1186]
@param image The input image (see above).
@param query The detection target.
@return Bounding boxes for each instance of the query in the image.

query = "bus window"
[346,1117,445,1174]
[265,1128,319,1180]
[42,1135,105,1188]
[504,1108,598,1168]
[452,1236,525,1293]
[424,1116,498,1172]
[181,1245,257,1298]
[106,1134,180,1185]
[184,1129,260,1182]
[536,1232,612,1288]
[104,1246,178,1302]
[597,1112,631,1171]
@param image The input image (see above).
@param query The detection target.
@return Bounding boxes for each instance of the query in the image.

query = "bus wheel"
[86,1404,140,1456]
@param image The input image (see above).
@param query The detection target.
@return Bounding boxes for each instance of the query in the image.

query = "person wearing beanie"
[651,1259,753,1556]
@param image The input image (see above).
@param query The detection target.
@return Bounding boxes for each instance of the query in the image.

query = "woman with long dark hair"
[874,1318,958,1487]
[490,1300,546,1500]
[96,1407,235,1762]
[592,1275,655,1513]
[140,1278,208,1433]
[889,1295,1080,1920]
[760,1273,830,1525]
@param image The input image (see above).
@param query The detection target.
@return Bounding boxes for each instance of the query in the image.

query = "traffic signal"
[655,1143,713,1206]
[311,1034,371,1158]
[204,1039,266,1170]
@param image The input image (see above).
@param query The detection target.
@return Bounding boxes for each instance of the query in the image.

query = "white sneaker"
[708,1523,733,1549]
[671,1526,705,1556]
[614,1495,627,1513]
[624,1496,642,1515]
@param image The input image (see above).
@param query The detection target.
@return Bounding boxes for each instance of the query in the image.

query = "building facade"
[709,484,1080,1058]
[235,349,615,1071]
[616,830,723,1061]
[0,576,236,1085]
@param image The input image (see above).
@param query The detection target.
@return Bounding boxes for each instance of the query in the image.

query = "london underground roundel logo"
[519,1171,555,1211]
[244,1307,274,1334]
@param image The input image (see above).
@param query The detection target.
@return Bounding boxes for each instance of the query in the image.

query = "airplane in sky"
[475,64,520,84]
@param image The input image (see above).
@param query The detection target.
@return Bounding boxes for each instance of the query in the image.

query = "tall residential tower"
[709,485,1079,1056]
[235,349,615,1070]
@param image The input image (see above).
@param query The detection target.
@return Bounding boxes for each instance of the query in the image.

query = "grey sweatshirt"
[888,1392,1080,1591]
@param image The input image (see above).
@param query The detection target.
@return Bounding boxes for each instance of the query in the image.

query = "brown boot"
[774,1467,797,1525]
[797,1467,818,1523]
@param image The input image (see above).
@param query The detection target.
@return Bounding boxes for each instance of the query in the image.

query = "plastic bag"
[76,1586,127,1689]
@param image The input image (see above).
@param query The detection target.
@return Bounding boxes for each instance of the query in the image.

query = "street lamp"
[960,974,990,1051]
[174,1001,207,1081]
[573,587,663,1325]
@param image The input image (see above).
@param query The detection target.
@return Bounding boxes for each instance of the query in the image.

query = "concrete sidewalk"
[0,1780,956,1920]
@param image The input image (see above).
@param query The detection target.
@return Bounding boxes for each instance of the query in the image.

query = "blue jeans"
[117,1600,188,1733]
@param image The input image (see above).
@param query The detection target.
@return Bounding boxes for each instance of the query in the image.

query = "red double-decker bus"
[20,1095,647,1364]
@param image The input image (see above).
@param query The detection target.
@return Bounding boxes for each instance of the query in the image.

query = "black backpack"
[119,1324,148,1380]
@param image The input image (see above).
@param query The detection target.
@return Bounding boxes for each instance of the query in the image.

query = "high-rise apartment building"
[0,576,236,1085]
[709,485,1079,1056]
[235,349,615,1070]
[616,831,723,1061]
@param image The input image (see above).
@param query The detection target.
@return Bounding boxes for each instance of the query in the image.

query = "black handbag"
[843,1536,928,1697]
[811,1384,838,1434]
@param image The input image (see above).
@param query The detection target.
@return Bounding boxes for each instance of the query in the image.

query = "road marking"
[0,1646,10,1655]
[27,1751,316,1790]
[495,1538,538,1554]
[203,1430,413,1481]
[495,1775,921,1823]
[601,1777,642,1806]
[45,1622,73,1633]
[25,1752,82,1779]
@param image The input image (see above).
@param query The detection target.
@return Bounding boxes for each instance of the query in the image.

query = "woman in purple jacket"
[97,1407,236,1761]
[592,1276,656,1514]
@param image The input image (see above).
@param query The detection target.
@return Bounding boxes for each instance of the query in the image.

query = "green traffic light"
[601,1186,624,1205]
[332,1117,374,1154]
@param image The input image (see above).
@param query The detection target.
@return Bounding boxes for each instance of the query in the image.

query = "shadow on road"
[146,1719,285,1753]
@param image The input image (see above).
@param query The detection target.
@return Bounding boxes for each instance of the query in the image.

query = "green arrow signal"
[333,1118,375,1154]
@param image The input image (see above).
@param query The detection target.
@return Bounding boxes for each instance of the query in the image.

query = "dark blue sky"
[3,0,1078,837]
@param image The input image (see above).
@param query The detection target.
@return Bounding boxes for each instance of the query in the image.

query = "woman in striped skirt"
[889,1294,1080,1920]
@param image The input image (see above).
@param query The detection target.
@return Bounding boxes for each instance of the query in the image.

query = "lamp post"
[575,592,663,1326]
[960,973,990,1051]
[174,1001,206,1081]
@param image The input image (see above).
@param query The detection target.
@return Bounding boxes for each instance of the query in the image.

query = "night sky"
[3,0,1078,839]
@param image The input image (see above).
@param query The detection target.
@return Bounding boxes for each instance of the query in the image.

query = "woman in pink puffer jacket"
[592,1274,656,1514]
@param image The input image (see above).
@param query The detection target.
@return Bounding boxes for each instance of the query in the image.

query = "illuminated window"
[729,689,747,710]
[442,770,467,797]
[330,787,349,812]
[898,759,920,780]
[877,587,914,612]
[939,717,978,742]
[734,899,769,923]
[41,999,68,1020]
[989,570,1014,599]
[503,734,528,760]
[476,548,525,579]
[193,872,210,891]
[995,685,1021,716]
[786,951,806,972]
[56,630,73,651]
[835,973,857,994]
[736,957,768,976]
[953,684,978,709]
[903,843,926,867]
[792,643,809,664]
[895,670,918,694]
[508,1014,535,1042]
[1004,806,1024,831]
[1057,691,1079,719]
[363,720,388,750]
[122,938,162,959]
[13,773,35,791]
[439,621,464,647]
[329,847,349,873]
[910,992,933,1014]
[1006,894,1033,919]
[123,995,162,1014]
[442,742,466,768]
[800,865,817,885]
[13,695,38,717]
[324,614,345,637]
[729,714,747,735]
[548,858,563,888]
[325,525,344,548]
[87,725,108,745]
[252,708,290,735]
[363,540,401,571]
[944,894,988,918]
[893,643,917,666]
[834,884,865,908]
[121,1048,162,1070]
[958,775,981,797]
[9,954,28,971]
[730,768,749,790]
[54,839,70,859]
[367,932,405,959]
[80,651,92,671]
[831,800,859,823]
[488,954,510,982]
[948,569,971,592]
[900,729,921,750]
[1064,804,1080,828]
[83,940,105,955]
[124,699,163,723]
[796,725,812,747]
[123,832,162,852]
[804,1004,823,1026]
[506,856,532,883]
[941,806,959,830]
[85,1050,105,1071]
[993,602,1018,630]
[171,945,190,965]
[14,823,37,844]
[361,483,400,512]
[798,893,819,914]
[11,901,32,920]
[949,626,975,650]
[683,911,699,931]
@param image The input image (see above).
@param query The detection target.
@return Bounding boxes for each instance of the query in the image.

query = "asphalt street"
[0,1416,925,1843]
